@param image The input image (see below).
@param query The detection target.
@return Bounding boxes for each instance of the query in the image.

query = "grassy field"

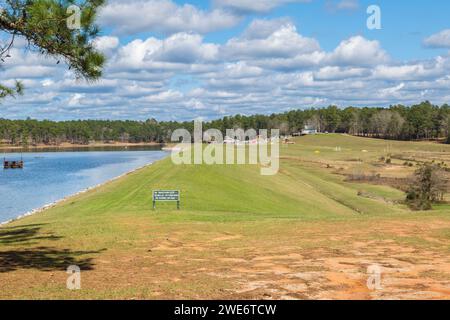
[1,134,450,299]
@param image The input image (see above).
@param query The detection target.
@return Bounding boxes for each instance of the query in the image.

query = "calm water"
[0,149,167,223]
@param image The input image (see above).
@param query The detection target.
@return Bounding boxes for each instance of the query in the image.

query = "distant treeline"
[1,101,450,146]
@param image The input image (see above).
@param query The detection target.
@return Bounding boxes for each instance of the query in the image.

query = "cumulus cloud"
[372,56,449,81]
[99,0,240,35]
[1,14,450,121]
[240,18,293,40]
[109,32,219,75]
[223,20,321,60]
[93,36,120,56]
[2,66,56,79]
[152,33,219,63]
[255,51,326,71]
[328,36,389,66]
[424,29,450,48]
[379,83,405,98]
[314,66,369,80]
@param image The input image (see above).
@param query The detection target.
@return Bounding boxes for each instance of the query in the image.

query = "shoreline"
[0,156,167,227]
[0,142,164,152]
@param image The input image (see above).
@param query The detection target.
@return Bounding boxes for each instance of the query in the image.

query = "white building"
[301,125,318,135]
[224,137,236,144]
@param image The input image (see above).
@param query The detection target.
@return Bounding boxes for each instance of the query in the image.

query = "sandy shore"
[0,157,167,227]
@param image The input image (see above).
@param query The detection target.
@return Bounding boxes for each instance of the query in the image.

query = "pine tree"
[0,0,105,98]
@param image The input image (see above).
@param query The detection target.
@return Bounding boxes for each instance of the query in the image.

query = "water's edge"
[0,156,167,227]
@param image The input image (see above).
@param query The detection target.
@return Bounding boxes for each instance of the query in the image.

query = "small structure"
[301,125,318,136]
[4,159,24,169]
[224,137,236,144]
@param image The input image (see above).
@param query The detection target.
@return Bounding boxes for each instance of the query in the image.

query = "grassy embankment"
[1,134,450,299]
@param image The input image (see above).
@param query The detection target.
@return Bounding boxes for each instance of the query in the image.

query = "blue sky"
[133,0,450,59]
[1,0,450,121]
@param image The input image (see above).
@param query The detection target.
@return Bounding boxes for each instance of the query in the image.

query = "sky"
[1,0,450,121]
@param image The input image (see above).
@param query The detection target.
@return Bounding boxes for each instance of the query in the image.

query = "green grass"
[1,134,450,299]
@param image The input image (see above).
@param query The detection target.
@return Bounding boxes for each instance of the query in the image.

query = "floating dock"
[3,160,24,169]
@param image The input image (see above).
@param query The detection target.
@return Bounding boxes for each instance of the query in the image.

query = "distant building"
[301,125,318,135]
[224,137,236,144]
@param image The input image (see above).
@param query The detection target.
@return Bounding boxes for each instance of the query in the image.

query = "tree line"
[1,101,450,146]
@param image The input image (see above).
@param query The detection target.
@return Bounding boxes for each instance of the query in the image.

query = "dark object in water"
[3,160,24,169]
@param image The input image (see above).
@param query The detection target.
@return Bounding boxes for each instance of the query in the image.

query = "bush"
[406,163,447,210]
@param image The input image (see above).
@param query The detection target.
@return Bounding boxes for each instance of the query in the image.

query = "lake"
[0,148,168,223]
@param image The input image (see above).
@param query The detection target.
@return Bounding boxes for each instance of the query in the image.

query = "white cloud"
[99,0,240,35]
[373,65,424,80]
[2,15,450,121]
[372,56,449,81]
[241,18,293,40]
[222,62,264,78]
[223,20,321,60]
[186,98,207,110]
[258,51,326,71]
[328,36,389,66]
[152,33,219,63]
[109,33,219,76]
[141,90,184,103]
[2,66,56,79]
[93,36,120,55]
[41,79,55,87]
[314,66,369,80]
[68,93,86,107]
[379,83,405,97]
[424,29,450,49]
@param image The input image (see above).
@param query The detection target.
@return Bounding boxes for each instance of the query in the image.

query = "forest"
[1,101,450,146]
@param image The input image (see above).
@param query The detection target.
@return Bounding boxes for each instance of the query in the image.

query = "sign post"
[153,190,181,210]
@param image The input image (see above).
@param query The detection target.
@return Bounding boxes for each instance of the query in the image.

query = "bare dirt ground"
[196,220,450,300]
[3,219,446,300]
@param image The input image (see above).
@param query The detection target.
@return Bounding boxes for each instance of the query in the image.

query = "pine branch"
[0,0,106,99]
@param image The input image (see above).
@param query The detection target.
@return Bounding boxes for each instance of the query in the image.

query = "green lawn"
[1,134,450,300]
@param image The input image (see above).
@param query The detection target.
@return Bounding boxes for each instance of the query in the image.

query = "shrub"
[406,163,447,210]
